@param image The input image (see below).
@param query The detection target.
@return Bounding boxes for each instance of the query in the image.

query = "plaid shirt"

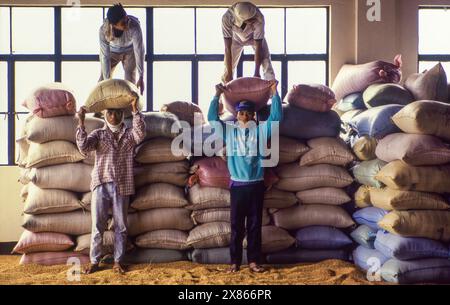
[76,112,146,196]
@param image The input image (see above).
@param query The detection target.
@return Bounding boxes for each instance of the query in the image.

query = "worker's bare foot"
[83,263,100,274]
[113,262,126,275]
[249,262,266,273]
[227,264,240,273]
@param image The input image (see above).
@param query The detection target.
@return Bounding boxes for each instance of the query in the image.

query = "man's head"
[105,109,124,126]
[233,2,257,27]
[235,101,256,124]
[107,3,128,31]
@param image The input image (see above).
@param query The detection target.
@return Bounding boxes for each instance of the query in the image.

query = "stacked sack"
[14,82,101,265]
[349,63,450,284]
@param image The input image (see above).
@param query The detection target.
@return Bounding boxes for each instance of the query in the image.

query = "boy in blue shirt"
[208,80,281,273]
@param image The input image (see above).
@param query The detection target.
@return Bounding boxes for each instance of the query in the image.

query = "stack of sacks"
[15,83,100,265]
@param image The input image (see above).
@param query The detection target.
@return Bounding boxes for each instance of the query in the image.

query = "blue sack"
[336,93,366,113]
[348,104,403,139]
[296,226,353,250]
[374,231,449,260]
[350,225,378,249]
[381,258,450,284]
[266,248,349,264]
[353,207,388,230]
[189,248,249,265]
[124,249,188,264]
[352,245,389,271]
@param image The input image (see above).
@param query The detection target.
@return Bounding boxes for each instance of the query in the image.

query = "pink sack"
[13,230,74,254]
[285,84,336,112]
[332,55,402,101]
[22,83,76,118]
[19,251,89,266]
[190,157,230,189]
[221,77,272,115]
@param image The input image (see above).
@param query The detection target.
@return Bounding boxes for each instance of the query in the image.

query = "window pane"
[0,62,7,112]
[0,7,10,54]
[15,113,29,164]
[419,9,450,55]
[62,62,100,108]
[12,8,54,54]
[0,118,7,164]
[198,61,224,115]
[286,8,327,54]
[246,8,284,55]
[62,7,103,54]
[153,61,191,111]
[419,61,450,76]
[126,7,147,49]
[243,60,282,91]
[288,61,326,88]
[196,8,228,54]
[15,62,54,113]
[154,8,194,54]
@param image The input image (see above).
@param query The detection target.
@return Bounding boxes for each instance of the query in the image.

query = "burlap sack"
[273,204,355,230]
[160,100,205,126]
[404,63,448,102]
[244,226,295,253]
[187,222,231,249]
[24,183,82,215]
[300,137,355,166]
[352,159,387,188]
[189,157,230,189]
[75,231,134,255]
[26,141,84,168]
[279,136,309,164]
[26,163,93,192]
[379,211,450,242]
[340,109,364,124]
[124,112,182,140]
[363,83,413,108]
[135,230,189,250]
[12,230,74,254]
[187,184,230,210]
[20,184,29,201]
[26,115,104,144]
[135,161,189,188]
[296,187,351,205]
[190,208,270,226]
[80,192,91,209]
[131,183,188,210]
[127,208,194,236]
[135,137,188,164]
[392,100,450,141]
[19,251,89,266]
[16,136,30,168]
[22,211,91,235]
[352,136,377,161]
[370,188,450,211]
[264,188,298,209]
[275,164,353,192]
[354,185,372,208]
[376,133,450,166]
[375,160,450,193]
[84,79,143,116]
[284,84,336,112]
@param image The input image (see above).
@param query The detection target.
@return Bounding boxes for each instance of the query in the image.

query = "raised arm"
[132,22,145,95]
[131,97,146,145]
[259,81,282,138]
[76,107,99,155]
[207,84,227,141]
[99,25,111,80]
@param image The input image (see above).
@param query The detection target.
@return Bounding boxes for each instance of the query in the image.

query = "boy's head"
[105,109,124,126]
[107,3,128,32]
[235,101,256,124]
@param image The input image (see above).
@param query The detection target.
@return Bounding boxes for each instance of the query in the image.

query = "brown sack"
[296,187,351,205]
[244,226,295,253]
[24,183,82,215]
[26,141,84,168]
[22,210,92,235]
[370,188,450,211]
[12,230,74,254]
[404,63,448,102]
[279,136,309,164]
[264,188,298,209]
[376,133,450,166]
[273,204,355,230]
[191,208,270,226]
[161,101,205,126]
[379,210,450,242]
[135,137,188,164]
[392,100,450,141]
[354,185,372,208]
[375,160,450,193]
[300,137,355,166]
[75,231,134,254]
[127,208,194,236]
[134,230,190,250]
[275,164,353,192]
[352,136,378,161]
[187,222,231,249]
[135,161,189,188]
[131,183,188,210]
[187,184,230,210]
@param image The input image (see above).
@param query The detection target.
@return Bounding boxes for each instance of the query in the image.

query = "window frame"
[0,5,330,166]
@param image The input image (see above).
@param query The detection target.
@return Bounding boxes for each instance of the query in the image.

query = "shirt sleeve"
[222,10,234,39]
[253,13,265,41]
[131,111,146,145]
[99,25,111,80]
[207,95,227,141]
[131,22,145,78]
[76,127,99,155]
[258,92,282,140]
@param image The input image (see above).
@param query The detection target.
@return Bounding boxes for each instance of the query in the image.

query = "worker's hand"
[269,80,278,96]
[215,83,226,97]
[222,71,233,84]
[136,76,145,95]
[77,107,87,127]
[131,97,139,113]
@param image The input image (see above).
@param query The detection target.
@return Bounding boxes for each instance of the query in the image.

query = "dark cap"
[107,3,126,25]
[235,101,255,112]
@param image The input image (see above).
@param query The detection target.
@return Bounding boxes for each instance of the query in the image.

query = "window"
[0,6,329,165]
[418,7,450,74]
